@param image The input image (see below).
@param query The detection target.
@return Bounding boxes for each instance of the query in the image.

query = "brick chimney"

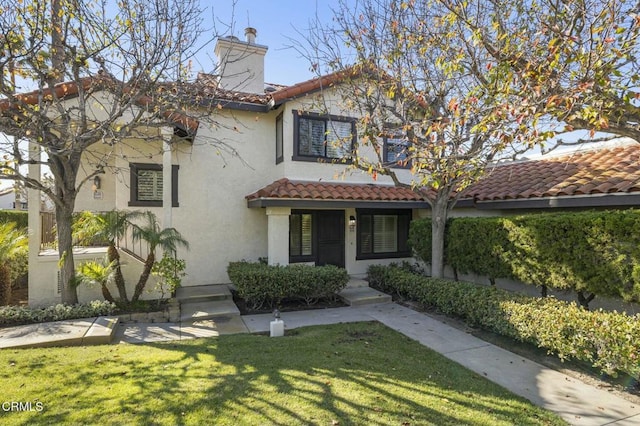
[214,27,267,94]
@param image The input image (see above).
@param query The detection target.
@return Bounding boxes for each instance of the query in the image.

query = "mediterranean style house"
[25,28,428,306]
[21,28,640,307]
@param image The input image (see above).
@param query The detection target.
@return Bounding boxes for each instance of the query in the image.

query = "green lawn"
[0,322,565,425]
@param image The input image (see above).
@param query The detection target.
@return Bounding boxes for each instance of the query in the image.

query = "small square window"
[129,163,179,207]
[384,136,410,169]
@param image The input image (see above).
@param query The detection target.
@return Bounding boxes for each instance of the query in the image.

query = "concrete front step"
[338,286,392,306]
[176,284,232,303]
[345,278,370,288]
[180,299,240,322]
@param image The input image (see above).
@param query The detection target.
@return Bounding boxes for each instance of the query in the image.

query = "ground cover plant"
[0,322,564,425]
[0,301,116,327]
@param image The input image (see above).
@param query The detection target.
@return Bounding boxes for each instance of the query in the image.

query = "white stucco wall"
[28,247,161,307]
[30,85,428,305]
[71,108,279,287]
[0,190,15,209]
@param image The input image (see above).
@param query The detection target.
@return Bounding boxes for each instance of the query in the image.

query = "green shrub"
[368,264,640,379]
[227,261,349,309]
[410,210,640,305]
[0,300,117,327]
[0,210,28,229]
[407,218,432,264]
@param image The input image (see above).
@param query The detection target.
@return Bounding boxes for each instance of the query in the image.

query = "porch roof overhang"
[246,178,429,209]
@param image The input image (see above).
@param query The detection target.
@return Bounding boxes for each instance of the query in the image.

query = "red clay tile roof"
[271,65,381,103]
[462,144,640,201]
[1,75,200,134]
[189,74,273,105]
[246,178,426,202]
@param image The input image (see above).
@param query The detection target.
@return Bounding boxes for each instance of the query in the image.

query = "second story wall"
[274,87,417,187]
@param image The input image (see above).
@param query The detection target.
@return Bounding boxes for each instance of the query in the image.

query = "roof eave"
[247,197,429,209]
[461,192,640,210]
[198,99,272,112]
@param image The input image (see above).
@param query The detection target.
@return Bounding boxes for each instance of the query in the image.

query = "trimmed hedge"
[0,210,28,229]
[409,211,640,304]
[368,264,640,379]
[0,300,117,327]
[227,261,350,309]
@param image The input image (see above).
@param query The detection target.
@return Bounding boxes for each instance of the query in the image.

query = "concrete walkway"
[1,303,638,425]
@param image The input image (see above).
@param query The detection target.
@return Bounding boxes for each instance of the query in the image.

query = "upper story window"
[383,135,410,169]
[129,163,179,207]
[276,112,284,164]
[292,110,355,162]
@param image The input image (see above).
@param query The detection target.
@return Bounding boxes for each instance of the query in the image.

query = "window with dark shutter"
[290,212,314,261]
[129,163,179,207]
[276,112,284,164]
[357,209,411,259]
[384,136,410,168]
[137,169,163,201]
[292,110,355,161]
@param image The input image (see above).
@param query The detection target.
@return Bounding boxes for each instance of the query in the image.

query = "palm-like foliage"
[131,212,189,302]
[73,210,143,302]
[0,223,28,305]
[76,259,117,303]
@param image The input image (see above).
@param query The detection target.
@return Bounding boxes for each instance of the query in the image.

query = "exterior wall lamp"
[92,175,101,191]
[349,215,356,231]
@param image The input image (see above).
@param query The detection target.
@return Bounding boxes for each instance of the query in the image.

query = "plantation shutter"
[290,213,313,257]
[299,118,326,156]
[300,214,312,255]
[137,169,163,201]
[326,120,352,158]
[360,214,373,254]
[373,215,398,253]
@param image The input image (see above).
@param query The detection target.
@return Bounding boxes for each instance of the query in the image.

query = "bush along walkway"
[368,264,640,384]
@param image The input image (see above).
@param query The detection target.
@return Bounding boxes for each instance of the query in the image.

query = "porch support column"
[27,140,42,305]
[161,128,173,229]
[266,207,291,266]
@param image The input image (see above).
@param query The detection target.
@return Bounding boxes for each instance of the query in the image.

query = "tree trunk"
[576,291,595,310]
[56,204,79,305]
[540,285,548,298]
[100,283,115,303]
[0,265,11,305]
[132,252,155,302]
[431,196,449,279]
[108,244,128,302]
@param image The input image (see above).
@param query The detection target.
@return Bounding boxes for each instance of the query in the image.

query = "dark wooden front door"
[316,211,345,268]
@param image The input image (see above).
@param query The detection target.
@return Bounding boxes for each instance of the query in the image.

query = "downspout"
[161,127,172,229]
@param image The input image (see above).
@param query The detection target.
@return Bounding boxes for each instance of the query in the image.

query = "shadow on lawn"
[24,322,559,425]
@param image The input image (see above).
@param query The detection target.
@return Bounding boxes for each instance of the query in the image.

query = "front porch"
[247,178,429,277]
